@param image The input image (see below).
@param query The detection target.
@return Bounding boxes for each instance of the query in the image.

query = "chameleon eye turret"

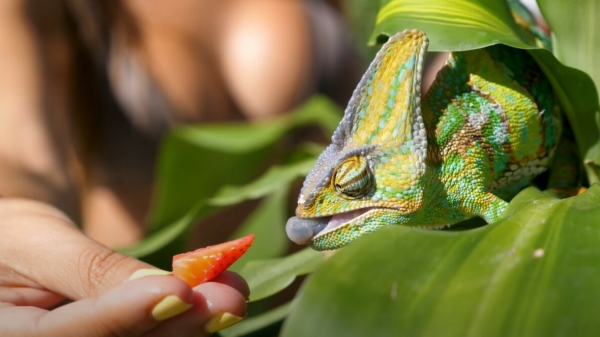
[333,156,373,199]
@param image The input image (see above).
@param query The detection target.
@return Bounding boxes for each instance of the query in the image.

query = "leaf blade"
[282,186,600,337]
[240,248,325,302]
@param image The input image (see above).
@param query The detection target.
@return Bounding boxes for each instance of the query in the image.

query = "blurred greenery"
[119,96,340,268]
[239,248,325,302]
[148,95,340,233]
[121,0,600,336]
[220,302,293,337]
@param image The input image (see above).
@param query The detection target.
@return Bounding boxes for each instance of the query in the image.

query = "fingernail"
[206,312,245,332]
[128,268,172,281]
[151,295,193,321]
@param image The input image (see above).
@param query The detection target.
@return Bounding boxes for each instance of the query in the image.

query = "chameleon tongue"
[286,216,330,245]
[286,209,374,245]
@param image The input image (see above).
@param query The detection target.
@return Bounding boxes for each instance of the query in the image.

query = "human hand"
[0,199,248,336]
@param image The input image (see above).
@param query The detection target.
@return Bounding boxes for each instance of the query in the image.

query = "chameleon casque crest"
[286,29,560,251]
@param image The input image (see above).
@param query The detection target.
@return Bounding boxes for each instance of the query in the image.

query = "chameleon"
[286,29,561,251]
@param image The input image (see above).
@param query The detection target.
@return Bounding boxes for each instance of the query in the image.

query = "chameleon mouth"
[286,208,374,245]
[317,208,375,236]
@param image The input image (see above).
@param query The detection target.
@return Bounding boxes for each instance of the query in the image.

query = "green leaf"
[370,0,600,182]
[527,50,600,183]
[539,0,600,98]
[536,0,600,183]
[282,185,600,336]
[220,302,292,337]
[284,95,342,136]
[149,128,271,232]
[125,95,339,264]
[118,201,213,258]
[210,158,317,207]
[371,0,532,50]
[240,248,325,302]
[228,188,290,273]
[149,95,341,232]
[343,0,381,61]
[125,156,317,261]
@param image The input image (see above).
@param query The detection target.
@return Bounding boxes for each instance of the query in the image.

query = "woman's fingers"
[0,287,64,308]
[0,275,248,337]
[147,281,248,336]
[0,199,250,336]
[211,271,251,300]
[43,275,195,337]
[0,199,154,299]
[0,275,192,337]
[0,199,251,303]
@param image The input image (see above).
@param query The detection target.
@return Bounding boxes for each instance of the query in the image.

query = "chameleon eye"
[333,156,373,199]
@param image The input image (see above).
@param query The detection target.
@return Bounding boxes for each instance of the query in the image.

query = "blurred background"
[0,0,558,258]
[0,0,365,250]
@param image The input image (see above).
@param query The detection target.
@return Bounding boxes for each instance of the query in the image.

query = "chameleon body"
[286,29,560,251]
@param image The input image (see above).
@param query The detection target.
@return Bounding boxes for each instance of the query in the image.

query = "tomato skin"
[172,234,255,287]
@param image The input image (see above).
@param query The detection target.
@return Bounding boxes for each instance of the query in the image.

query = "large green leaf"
[527,50,600,183]
[370,0,600,183]
[148,126,271,234]
[539,0,600,98]
[282,185,600,336]
[371,0,531,50]
[537,0,600,183]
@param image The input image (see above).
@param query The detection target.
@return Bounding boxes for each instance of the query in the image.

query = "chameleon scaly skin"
[286,29,561,251]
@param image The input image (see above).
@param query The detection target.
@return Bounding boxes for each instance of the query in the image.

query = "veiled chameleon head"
[286,29,429,250]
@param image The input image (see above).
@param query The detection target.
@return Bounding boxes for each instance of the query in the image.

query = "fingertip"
[192,282,247,321]
[114,274,197,324]
[210,271,250,300]
[125,274,195,305]
[194,282,247,332]
[206,311,245,333]
[127,268,173,281]
[106,274,197,322]
[135,279,249,336]
[151,295,193,322]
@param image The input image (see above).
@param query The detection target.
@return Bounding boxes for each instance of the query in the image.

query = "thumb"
[0,199,155,299]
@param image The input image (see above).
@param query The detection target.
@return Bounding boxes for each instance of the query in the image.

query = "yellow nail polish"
[151,295,193,321]
[206,312,245,332]
[128,269,172,281]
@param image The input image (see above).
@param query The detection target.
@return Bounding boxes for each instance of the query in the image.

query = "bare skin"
[0,199,249,336]
[0,2,251,333]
